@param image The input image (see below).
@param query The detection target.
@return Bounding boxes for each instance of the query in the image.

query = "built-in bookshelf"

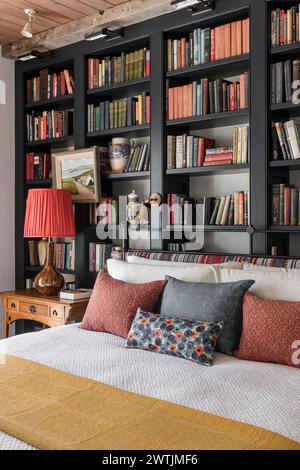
[16,0,300,309]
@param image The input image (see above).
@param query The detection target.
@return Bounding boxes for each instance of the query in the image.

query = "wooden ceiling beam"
[2,0,173,59]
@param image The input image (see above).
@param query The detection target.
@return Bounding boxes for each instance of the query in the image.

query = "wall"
[0,47,15,337]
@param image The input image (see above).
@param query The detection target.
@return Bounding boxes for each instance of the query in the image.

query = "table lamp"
[24,189,76,296]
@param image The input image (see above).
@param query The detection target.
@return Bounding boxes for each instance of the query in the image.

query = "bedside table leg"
[3,313,9,339]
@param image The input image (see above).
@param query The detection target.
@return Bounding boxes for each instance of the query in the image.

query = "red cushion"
[81,270,166,338]
[234,292,300,368]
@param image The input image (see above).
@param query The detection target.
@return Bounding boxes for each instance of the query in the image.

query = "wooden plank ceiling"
[0,0,130,45]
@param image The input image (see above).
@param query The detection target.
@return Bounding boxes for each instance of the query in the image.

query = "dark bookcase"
[16,0,300,305]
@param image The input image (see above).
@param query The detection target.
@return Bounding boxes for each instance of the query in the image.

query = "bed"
[0,323,299,450]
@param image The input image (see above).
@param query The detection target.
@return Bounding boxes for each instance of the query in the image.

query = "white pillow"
[107,259,218,284]
[242,263,287,272]
[220,268,300,301]
[127,255,243,270]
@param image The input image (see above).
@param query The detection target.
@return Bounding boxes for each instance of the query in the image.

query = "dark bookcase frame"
[16,0,300,303]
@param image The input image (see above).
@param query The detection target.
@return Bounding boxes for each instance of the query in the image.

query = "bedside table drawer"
[19,301,48,316]
[7,298,19,311]
[50,306,64,319]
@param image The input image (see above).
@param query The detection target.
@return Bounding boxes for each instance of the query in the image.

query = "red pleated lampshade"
[24,189,76,238]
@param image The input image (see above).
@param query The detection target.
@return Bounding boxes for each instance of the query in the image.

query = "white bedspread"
[0,324,299,450]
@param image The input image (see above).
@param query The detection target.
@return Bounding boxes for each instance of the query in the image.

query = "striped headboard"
[127,251,300,269]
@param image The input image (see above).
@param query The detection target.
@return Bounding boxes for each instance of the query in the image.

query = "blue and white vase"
[109,137,131,171]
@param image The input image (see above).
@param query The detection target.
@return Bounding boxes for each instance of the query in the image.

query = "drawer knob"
[11,303,16,309]
[29,305,36,314]
[53,310,58,316]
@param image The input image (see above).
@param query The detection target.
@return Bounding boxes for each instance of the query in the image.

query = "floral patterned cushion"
[125,309,224,367]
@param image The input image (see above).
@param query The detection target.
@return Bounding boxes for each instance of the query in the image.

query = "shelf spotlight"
[171,0,214,13]
[85,28,124,41]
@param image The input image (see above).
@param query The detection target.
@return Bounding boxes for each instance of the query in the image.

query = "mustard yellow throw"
[0,355,299,450]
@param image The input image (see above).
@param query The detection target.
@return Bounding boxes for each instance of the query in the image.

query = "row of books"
[123,144,150,172]
[87,93,150,132]
[167,18,249,71]
[271,6,300,48]
[272,120,300,160]
[89,243,113,272]
[28,241,75,271]
[26,109,74,142]
[272,184,300,226]
[202,192,249,226]
[270,60,300,104]
[167,73,248,120]
[26,68,74,103]
[88,48,150,89]
[89,198,119,226]
[25,153,51,181]
[167,126,249,169]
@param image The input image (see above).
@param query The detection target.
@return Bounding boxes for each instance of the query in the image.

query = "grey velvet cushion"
[160,276,255,355]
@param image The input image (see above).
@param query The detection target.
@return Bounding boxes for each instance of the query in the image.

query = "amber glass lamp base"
[34,241,65,296]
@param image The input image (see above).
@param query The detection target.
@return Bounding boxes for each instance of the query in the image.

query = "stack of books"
[26,109,74,142]
[202,192,249,226]
[25,153,51,180]
[167,126,249,169]
[167,135,215,169]
[271,60,300,104]
[271,6,300,47]
[87,93,150,132]
[167,18,249,71]
[26,68,74,103]
[28,241,75,270]
[88,48,150,89]
[89,243,113,272]
[272,184,300,225]
[167,73,248,119]
[272,120,300,160]
[124,144,150,172]
[89,198,119,226]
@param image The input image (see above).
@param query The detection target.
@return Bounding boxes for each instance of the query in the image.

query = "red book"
[188,84,193,117]
[230,83,236,111]
[174,87,179,120]
[53,73,57,97]
[236,20,242,55]
[203,160,232,166]
[60,71,66,96]
[178,86,183,119]
[231,22,237,57]
[177,40,182,70]
[219,25,225,60]
[242,18,250,54]
[280,10,285,46]
[240,73,246,109]
[168,88,174,120]
[198,138,216,166]
[224,23,231,58]
[181,38,186,69]
[215,27,220,61]
[146,95,150,124]
[145,50,151,76]
[204,153,233,162]
[43,154,51,179]
[211,28,215,61]
[238,192,244,225]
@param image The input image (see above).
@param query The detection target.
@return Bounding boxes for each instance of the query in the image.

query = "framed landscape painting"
[52,147,101,203]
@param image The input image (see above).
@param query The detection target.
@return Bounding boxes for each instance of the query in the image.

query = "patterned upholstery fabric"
[125,308,224,366]
[234,292,300,368]
[127,251,300,269]
[81,271,166,338]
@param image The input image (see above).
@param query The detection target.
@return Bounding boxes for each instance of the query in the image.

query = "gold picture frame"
[52,147,101,203]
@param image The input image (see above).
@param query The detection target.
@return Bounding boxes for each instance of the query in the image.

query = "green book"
[209,199,220,225]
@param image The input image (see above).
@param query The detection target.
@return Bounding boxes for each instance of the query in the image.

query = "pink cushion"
[81,270,166,338]
[234,292,300,368]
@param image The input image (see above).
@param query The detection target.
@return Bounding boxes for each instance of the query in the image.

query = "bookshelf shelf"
[166,164,249,177]
[102,171,150,181]
[269,160,300,169]
[24,266,75,275]
[25,135,74,148]
[166,54,250,80]
[167,225,249,233]
[269,226,300,233]
[270,43,300,57]
[87,124,150,138]
[25,94,74,110]
[166,109,249,130]
[270,102,300,112]
[87,77,150,96]
[25,179,52,187]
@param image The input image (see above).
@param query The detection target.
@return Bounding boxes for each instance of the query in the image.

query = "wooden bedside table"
[0,289,89,338]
